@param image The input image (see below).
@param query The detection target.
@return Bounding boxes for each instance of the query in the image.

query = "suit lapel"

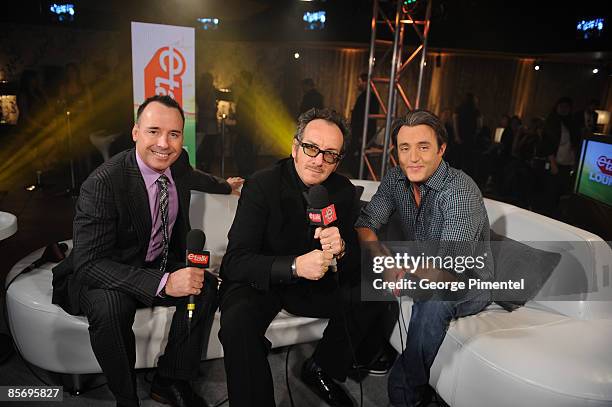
[279,160,310,250]
[169,150,191,256]
[172,169,190,235]
[124,150,152,255]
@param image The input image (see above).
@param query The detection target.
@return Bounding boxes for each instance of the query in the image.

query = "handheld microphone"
[306,185,337,227]
[305,185,338,272]
[185,229,210,322]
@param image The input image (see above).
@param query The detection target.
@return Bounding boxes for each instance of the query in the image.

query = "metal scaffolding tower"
[358,0,432,180]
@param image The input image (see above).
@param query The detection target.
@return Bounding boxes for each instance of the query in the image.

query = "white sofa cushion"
[390,299,612,407]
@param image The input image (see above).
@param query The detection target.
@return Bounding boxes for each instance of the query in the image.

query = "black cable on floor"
[335,278,363,407]
[285,344,295,407]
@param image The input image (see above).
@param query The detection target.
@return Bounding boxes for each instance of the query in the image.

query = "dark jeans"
[388,295,490,407]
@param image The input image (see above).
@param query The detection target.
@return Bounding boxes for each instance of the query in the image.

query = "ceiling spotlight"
[592,68,599,74]
[294,52,300,59]
[534,65,540,71]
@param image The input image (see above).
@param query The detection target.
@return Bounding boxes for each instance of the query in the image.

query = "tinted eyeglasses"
[296,139,343,164]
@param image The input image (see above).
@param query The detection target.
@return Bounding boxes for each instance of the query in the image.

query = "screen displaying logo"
[576,140,612,207]
[144,46,186,106]
[596,156,612,176]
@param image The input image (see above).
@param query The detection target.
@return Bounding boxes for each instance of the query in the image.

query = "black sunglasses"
[296,139,343,164]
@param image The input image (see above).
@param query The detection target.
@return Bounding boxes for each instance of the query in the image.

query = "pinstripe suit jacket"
[52,148,230,315]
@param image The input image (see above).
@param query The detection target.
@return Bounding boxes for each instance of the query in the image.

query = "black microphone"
[305,185,338,272]
[23,242,69,274]
[185,229,209,322]
[306,185,338,227]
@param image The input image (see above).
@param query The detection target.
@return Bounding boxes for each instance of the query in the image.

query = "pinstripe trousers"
[79,272,218,406]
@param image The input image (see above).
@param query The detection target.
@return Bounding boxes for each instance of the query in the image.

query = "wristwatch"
[291,257,299,279]
[159,285,167,298]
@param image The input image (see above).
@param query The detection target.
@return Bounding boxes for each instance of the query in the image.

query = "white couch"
[350,179,612,407]
[5,191,327,378]
[6,182,612,406]
[391,199,612,406]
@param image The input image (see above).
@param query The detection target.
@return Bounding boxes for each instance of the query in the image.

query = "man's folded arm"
[190,168,232,195]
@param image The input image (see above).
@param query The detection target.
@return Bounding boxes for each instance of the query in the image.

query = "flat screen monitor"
[574,135,612,207]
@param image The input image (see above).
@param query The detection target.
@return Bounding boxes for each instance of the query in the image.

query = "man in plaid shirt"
[356,110,493,407]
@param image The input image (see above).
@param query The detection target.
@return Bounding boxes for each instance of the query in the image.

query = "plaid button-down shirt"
[356,160,494,284]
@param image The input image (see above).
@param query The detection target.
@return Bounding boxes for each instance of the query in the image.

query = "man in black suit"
[52,95,229,407]
[218,108,387,407]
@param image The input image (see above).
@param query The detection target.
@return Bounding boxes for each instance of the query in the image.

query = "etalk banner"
[131,22,196,166]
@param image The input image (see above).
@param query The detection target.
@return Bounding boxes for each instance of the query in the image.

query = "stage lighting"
[197,18,220,30]
[534,64,540,71]
[294,52,300,59]
[593,68,599,74]
[576,17,605,40]
[303,11,326,30]
[49,3,75,22]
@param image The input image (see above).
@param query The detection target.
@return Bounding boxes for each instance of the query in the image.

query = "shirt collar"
[397,159,449,192]
[423,159,449,191]
[135,150,175,190]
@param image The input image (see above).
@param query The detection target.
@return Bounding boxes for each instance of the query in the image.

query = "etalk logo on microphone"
[308,204,337,226]
[308,212,322,224]
[597,156,612,176]
[188,252,209,266]
[323,204,337,225]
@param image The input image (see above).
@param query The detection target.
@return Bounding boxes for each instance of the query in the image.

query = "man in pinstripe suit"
[52,95,226,407]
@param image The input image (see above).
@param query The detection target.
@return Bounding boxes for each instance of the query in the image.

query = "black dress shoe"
[150,374,209,407]
[301,358,354,407]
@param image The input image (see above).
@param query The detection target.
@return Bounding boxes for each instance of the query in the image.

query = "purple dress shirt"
[136,151,179,295]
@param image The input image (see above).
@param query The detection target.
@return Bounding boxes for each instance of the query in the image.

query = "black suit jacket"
[52,148,231,315]
[219,158,360,292]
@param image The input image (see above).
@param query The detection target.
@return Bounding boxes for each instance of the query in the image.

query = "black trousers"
[79,273,218,406]
[218,275,388,407]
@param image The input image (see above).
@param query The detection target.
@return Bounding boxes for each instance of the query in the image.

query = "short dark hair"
[136,95,185,126]
[391,109,448,150]
[295,108,350,155]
